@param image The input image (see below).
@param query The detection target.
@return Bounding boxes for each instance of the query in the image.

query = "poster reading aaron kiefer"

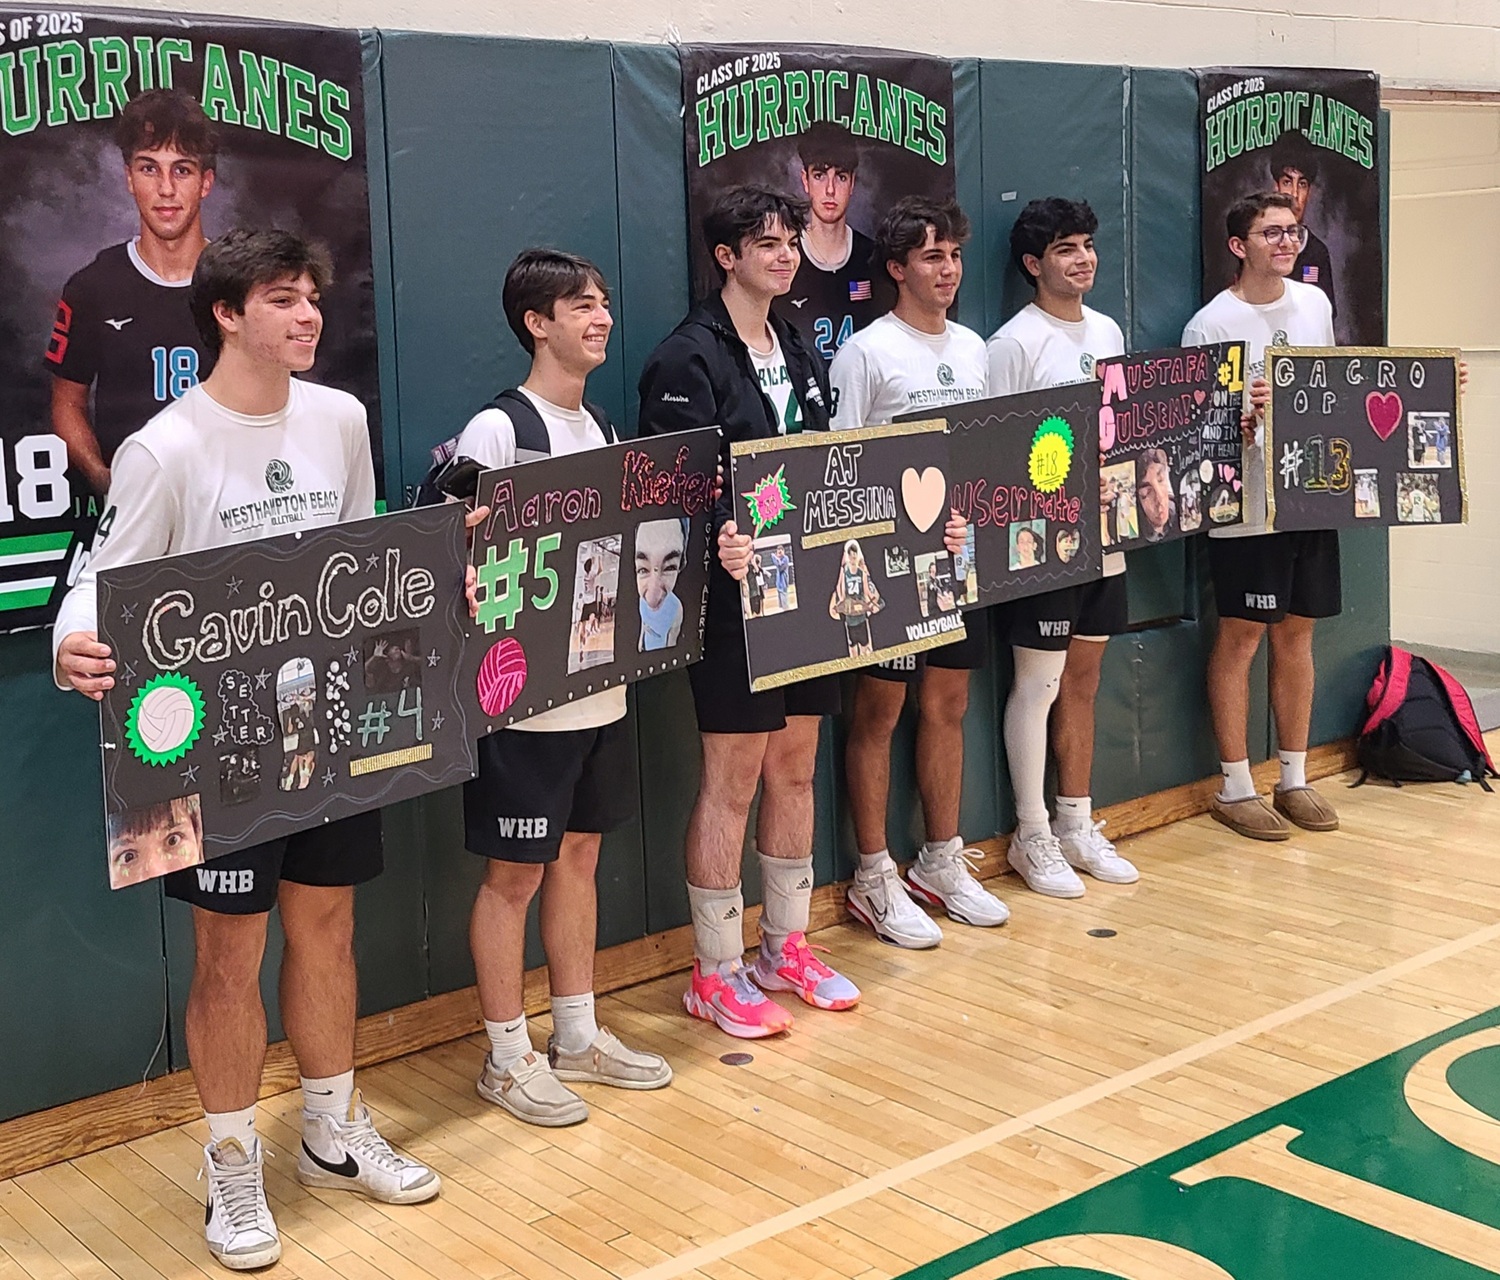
[731,419,964,691]
[467,428,720,731]
[1266,347,1463,532]
[96,506,475,889]
[1096,341,1248,549]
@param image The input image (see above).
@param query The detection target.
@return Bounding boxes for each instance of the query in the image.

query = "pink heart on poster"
[1193,389,1207,406]
[1232,479,1242,492]
[1365,391,1403,441]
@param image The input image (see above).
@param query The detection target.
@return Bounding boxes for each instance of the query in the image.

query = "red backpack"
[1354,646,1496,790]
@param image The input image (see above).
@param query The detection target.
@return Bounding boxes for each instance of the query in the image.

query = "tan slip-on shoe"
[549,1027,673,1090]
[1274,785,1340,832]
[1210,794,1291,842]
[477,1051,588,1126]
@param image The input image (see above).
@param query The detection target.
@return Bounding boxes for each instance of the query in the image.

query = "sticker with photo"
[951,526,979,606]
[1179,471,1204,533]
[1100,461,1138,547]
[569,535,621,674]
[829,538,884,659]
[1055,528,1081,563]
[883,545,912,579]
[1396,472,1442,524]
[1354,469,1381,519]
[362,629,423,694]
[636,517,689,652]
[218,750,262,808]
[913,550,958,619]
[106,794,205,890]
[1135,447,1176,543]
[276,657,319,792]
[1009,519,1047,571]
[1407,412,1453,469]
[1209,479,1240,524]
[743,533,798,620]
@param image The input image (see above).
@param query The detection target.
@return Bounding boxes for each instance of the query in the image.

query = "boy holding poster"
[986,198,1140,897]
[454,249,672,1126]
[53,230,438,1271]
[828,196,1007,947]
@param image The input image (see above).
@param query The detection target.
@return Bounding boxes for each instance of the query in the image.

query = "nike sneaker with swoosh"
[683,959,794,1038]
[749,931,860,1010]
[203,1136,280,1270]
[297,1090,441,1203]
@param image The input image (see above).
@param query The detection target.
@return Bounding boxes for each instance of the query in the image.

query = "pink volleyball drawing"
[476,638,528,717]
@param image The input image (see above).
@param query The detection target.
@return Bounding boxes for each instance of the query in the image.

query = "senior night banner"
[1198,67,1383,346]
[0,5,380,634]
[681,44,955,363]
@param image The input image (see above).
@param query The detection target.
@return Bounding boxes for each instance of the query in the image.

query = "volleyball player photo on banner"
[1198,66,1384,345]
[95,506,476,889]
[681,44,955,361]
[0,5,380,634]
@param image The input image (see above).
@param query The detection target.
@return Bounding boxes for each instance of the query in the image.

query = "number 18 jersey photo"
[44,240,215,465]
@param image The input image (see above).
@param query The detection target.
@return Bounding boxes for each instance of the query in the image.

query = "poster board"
[1097,342,1248,548]
[1266,347,1463,531]
[729,419,965,690]
[96,506,474,888]
[467,428,720,730]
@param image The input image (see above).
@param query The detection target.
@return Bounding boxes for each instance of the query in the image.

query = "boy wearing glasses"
[1181,191,1335,843]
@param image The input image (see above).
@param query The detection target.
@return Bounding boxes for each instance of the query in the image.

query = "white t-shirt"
[53,380,376,684]
[1181,280,1334,537]
[455,387,626,732]
[987,302,1128,576]
[828,312,988,428]
[748,330,803,435]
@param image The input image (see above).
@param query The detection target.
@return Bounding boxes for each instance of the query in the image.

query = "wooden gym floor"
[4,748,1500,1280]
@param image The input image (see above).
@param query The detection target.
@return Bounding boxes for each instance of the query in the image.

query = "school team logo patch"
[937,363,955,387]
[1080,352,1096,376]
[265,459,294,493]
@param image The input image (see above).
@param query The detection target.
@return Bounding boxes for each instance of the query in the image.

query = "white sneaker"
[1007,831,1086,899]
[906,839,1010,927]
[1055,819,1139,884]
[846,855,943,948]
[202,1137,281,1271]
[298,1090,441,1203]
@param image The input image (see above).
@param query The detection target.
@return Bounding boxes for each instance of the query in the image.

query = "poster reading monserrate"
[0,6,379,634]
[1198,67,1384,346]
[681,45,955,362]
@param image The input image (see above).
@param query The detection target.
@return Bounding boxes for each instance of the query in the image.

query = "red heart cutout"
[1193,389,1207,406]
[1365,391,1403,441]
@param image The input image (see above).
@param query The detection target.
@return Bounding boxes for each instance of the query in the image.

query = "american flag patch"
[849,280,872,301]
[1302,265,1319,283]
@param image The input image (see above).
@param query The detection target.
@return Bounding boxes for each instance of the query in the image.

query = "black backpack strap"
[489,388,553,458]
[583,400,618,444]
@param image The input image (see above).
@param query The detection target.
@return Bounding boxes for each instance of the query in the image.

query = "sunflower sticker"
[1029,416,1075,493]
[125,672,207,767]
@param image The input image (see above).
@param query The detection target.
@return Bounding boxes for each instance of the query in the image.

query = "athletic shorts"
[1208,530,1342,623]
[999,574,1129,652]
[865,612,992,683]
[690,628,842,734]
[464,717,636,862]
[164,810,383,916]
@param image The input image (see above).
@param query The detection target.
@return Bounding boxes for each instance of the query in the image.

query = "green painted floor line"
[901,1004,1500,1279]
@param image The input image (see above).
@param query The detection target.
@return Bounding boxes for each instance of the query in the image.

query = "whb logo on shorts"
[197,867,255,894]
[1038,620,1071,638]
[1245,592,1279,611]
[265,459,294,493]
[497,816,549,840]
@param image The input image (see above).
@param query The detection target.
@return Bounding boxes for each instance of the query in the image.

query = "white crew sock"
[1278,750,1307,791]
[1219,758,1257,802]
[484,1014,532,1072]
[300,1069,355,1121]
[1054,796,1092,832]
[919,836,960,864]
[206,1105,257,1150]
[858,849,892,876]
[550,992,598,1054]
[1004,647,1068,841]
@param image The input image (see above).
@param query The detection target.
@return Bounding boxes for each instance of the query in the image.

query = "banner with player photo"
[467,428,720,731]
[680,44,955,362]
[1096,341,1248,550]
[1266,347,1463,532]
[95,507,474,888]
[900,385,1102,608]
[730,419,965,691]
[0,5,380,635]
[1198,67,1383,346]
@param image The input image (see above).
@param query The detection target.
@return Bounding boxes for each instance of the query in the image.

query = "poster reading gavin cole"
[96,507,475,889]
[0,6,379,634]
[1096,342,1248,550]
[1266,347,1463,533]
[730,419,964,691]
[680,44,955,361]
[467,428,720,731]
[1198,67,1383,346]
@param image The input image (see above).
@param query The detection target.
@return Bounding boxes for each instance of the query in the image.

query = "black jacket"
[637,292,832,633]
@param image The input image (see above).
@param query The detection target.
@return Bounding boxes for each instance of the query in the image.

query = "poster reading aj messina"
[681,45,955,364]
[0,5,380,634]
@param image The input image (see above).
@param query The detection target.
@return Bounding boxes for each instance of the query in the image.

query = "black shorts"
[866,612,992,683]
[1208,530,1342,623]
[689,628,842,734]
[464,716,636,862]
[163,810,383,916]
[999,573,1129,651]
